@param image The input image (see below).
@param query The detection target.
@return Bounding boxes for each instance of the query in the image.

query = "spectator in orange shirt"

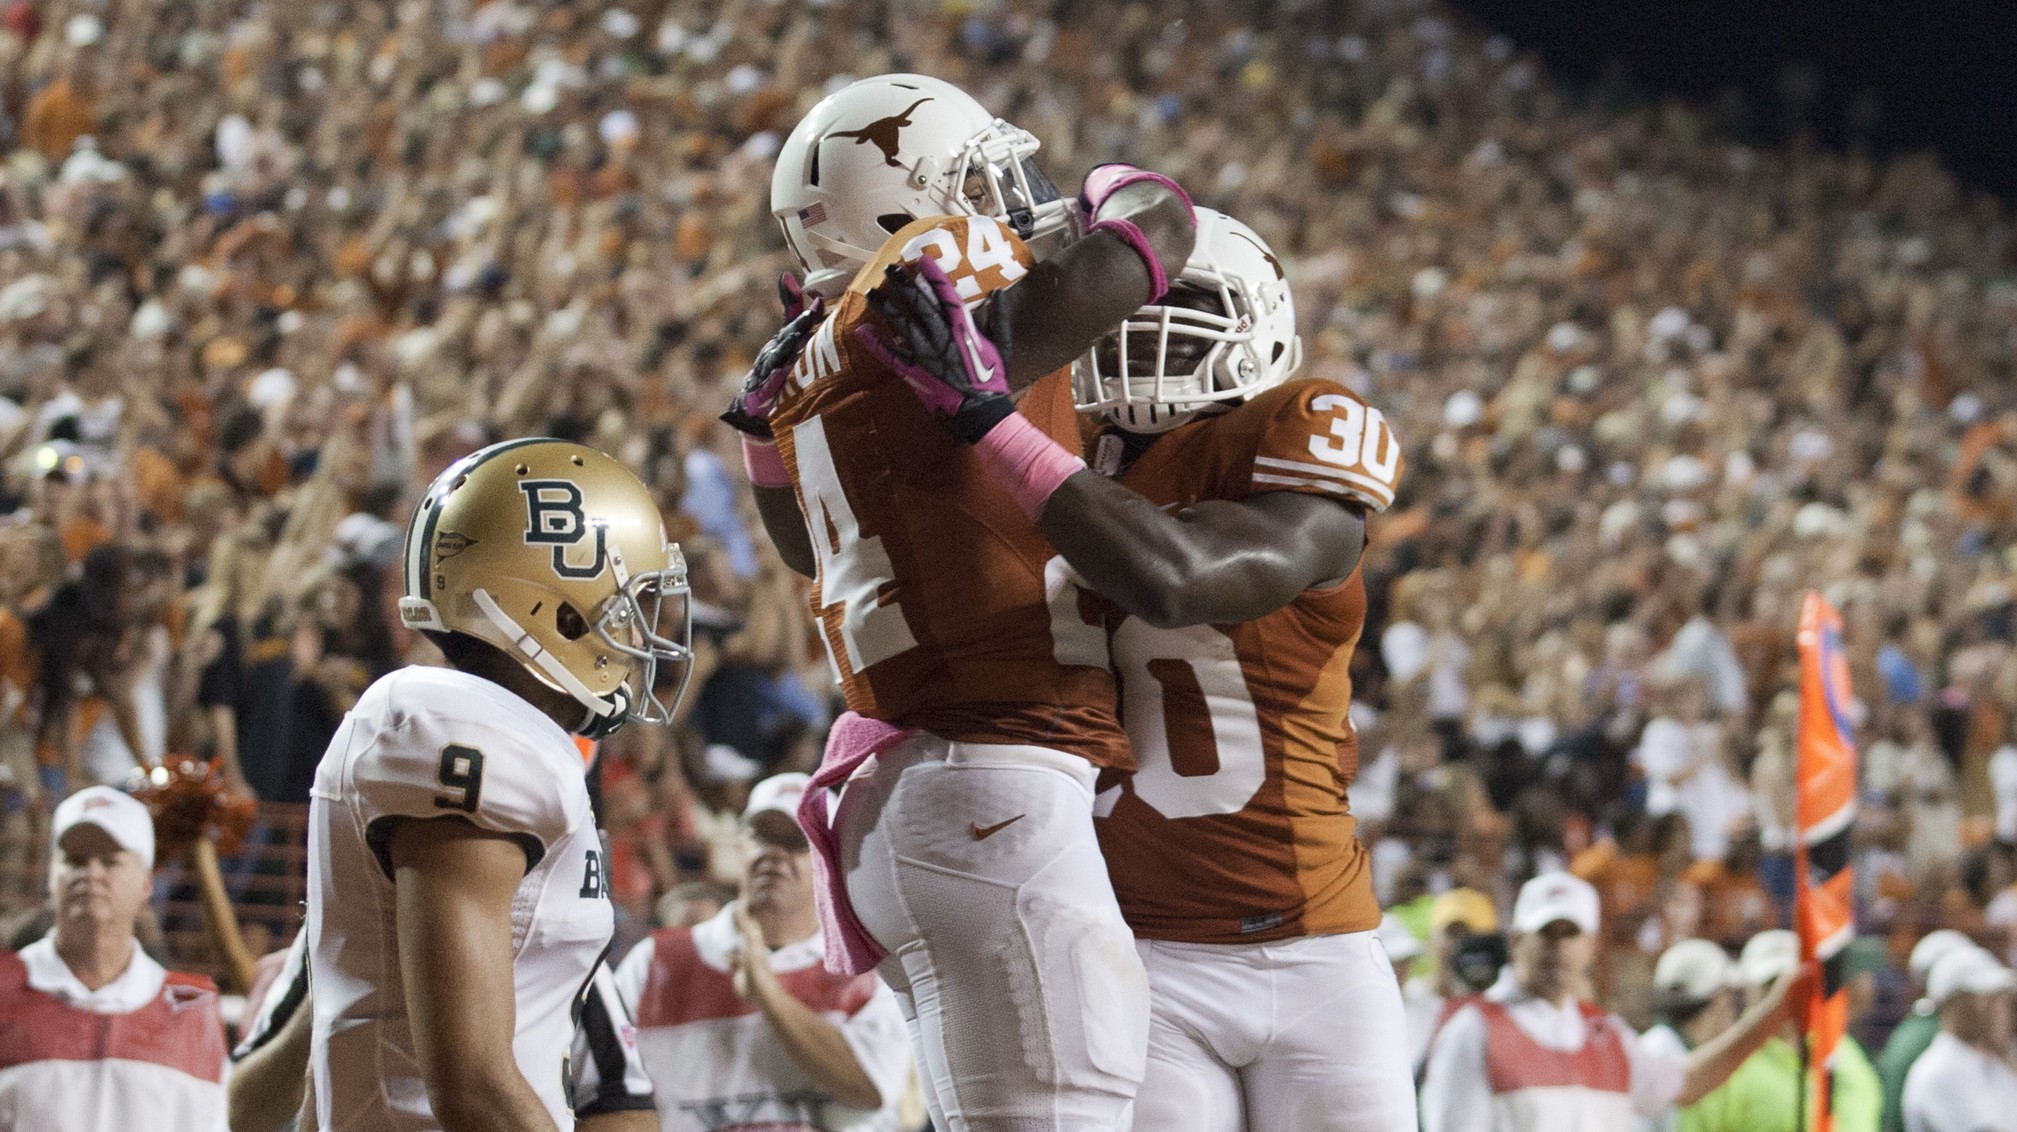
[20,53,101,162]
[1683,832,1781,950]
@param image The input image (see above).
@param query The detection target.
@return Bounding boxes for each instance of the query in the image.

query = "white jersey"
[307,665,612,1132]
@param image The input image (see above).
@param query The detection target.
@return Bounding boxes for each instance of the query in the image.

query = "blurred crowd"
[0,0,2013,1078]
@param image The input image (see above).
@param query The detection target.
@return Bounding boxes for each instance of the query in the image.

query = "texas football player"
[860,210,1415,1131]
[306,439,689,1132]
[727,74,1197,1132]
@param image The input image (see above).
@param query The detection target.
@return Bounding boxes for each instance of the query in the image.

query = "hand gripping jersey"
[1075,379,1404,943]
[307,665,613,1131]
[768,215,1129,768]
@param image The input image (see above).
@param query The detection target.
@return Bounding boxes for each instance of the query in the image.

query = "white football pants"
[1132,931,1417,1132]
[838,734,1149,1132]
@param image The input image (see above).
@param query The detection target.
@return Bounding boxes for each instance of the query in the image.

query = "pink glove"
[721,296,825,439]
[853,257,1085,518]
[853,258,1016,443]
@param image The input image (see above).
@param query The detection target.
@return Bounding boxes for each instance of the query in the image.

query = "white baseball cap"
[1909,930,1975,983]
[1737,929,1800,989]
[1378,914,1424,964]
[1512,872,1600,935]
[1928,947,2017,1006]
[1655,939,1736,1005]
[743,773,811,825]
[52,787,155,869]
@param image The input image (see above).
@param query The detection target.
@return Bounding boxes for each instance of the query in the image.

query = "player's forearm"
[755,485,817,579]
[227,1005,313,1132]
[1039,472,1361,628]
[577,1112,659,1132]
[990,185,1196,390]
[294,1080,318,1132]
[429,1074,564,1132]
[750,976,883,1110]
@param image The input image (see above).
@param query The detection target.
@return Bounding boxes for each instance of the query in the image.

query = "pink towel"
[798,711,915,975]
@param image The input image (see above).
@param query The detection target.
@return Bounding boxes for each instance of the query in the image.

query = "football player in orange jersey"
[723,74,1200,1132]
[860,208,1415,1131]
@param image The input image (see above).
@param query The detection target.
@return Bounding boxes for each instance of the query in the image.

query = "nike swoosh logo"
[969,814,1026,841]
[961,326,997,388]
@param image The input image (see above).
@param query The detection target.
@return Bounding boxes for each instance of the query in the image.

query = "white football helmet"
[771,73,1071,298]
[1073,208,1303,434]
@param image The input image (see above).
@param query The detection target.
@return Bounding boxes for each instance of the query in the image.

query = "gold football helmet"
[398,439,691,737]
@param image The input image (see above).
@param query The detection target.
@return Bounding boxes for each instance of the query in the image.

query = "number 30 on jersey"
[1046,559,1267,820]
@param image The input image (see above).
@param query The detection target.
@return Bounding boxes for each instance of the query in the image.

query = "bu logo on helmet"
[519,480,608,579]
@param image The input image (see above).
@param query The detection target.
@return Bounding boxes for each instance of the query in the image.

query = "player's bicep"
[755,484,816,578]
[1211,491,1367,588]
[389,817,531,1098]
[987,229,1170,390]
[1160,492,1365,603]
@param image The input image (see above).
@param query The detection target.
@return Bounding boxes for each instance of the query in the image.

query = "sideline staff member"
[0,787,228,1131]
[1422,872,1802,1132]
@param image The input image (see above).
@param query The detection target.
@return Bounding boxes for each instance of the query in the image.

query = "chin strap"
[575,688,629,739]
[472,588,620,730]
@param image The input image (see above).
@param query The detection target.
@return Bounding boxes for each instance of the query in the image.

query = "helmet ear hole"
[877,213,913,235]
[556,603,590,641]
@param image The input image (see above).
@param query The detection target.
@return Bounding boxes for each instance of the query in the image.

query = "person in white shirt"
[228,928,659,1132]
[1421,872,1799,1132]
[1901,947,2017,1132]
[614,773,913,1132]
[1382,581,1471,733]
[1636,676,1751,864]
[0,786,228,1131]
[1991,743,2017,845]
[1639,939,1742,1132]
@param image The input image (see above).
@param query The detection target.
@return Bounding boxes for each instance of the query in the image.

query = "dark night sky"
[1447,0,2017,199]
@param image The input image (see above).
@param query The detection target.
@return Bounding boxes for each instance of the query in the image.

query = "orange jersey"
[1079,378,1404,942]
[769,216,1129,768]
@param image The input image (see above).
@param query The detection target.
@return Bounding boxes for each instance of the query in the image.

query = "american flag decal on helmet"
[798,203,828,226]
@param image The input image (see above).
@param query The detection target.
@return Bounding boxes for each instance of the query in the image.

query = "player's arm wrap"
[974,413,1086,520]
[1081,166,1195,304]
[1086,217,1170,304]
[741,437,790,489]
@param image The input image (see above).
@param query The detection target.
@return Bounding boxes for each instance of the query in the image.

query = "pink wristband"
[1089,217,1170,303]
[974,413,1087,520]
[1081,166,1196,221]
[742,437,791,488]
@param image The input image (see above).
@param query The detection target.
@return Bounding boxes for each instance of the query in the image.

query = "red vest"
[630,927,876,1029]
[0,950,227,1082]
[1445,994,1631,1095]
